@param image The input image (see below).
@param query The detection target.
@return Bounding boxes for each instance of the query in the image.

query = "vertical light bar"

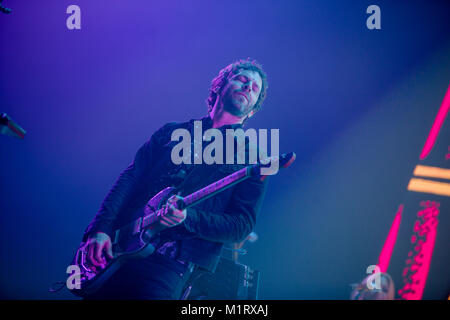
[377,204,403,273]
[420,83,450,160]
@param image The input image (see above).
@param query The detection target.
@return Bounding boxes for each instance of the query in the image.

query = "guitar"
[68,152,296,297]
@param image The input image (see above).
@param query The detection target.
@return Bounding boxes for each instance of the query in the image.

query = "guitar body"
[69,186,176,298]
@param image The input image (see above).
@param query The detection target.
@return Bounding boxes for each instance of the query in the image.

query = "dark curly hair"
[206,58,268,118]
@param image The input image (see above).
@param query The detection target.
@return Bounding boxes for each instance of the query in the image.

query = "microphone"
[0,0,12,14]
[0,113,26,139]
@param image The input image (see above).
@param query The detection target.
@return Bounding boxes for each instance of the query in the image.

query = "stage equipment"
[0,113,26,139]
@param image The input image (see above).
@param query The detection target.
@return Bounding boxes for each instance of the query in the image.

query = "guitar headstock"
[261,152,296,168]
[250,152,296,180]
[278,152,296,169]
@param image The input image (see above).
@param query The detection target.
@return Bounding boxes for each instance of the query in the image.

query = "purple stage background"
[1,0,449,299]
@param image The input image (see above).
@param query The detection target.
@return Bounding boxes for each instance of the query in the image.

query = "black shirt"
[83,116,269,271]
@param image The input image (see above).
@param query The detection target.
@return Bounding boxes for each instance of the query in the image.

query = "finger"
[160,218,174,227]
[167,195,177,204]
[165,215,182,224]
[99,247,107,266]
[167,195,182,208]
[168,204,185,217]
[163,204,175,217]
[177,211,187,222]
[164,214,182,225]
[88,243,101,267]
[104,240,114,259]
[168,213,184,222]
[168,203,178,212]
[169,208,185,218]
[94,242,106,266]
[161,216,178,226]
[159,208,171,225]
[86,243,93,266]
[170,194,182,201]
[160,220,170,227]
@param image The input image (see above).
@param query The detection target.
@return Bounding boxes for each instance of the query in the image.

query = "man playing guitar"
[81,59,270,299]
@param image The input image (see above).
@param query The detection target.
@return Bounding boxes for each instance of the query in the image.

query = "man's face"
[220,69,262,118]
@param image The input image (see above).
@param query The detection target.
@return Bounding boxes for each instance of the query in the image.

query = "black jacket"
[83,116,269,271]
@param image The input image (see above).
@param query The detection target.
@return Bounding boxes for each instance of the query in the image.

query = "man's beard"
[222,93,251,117]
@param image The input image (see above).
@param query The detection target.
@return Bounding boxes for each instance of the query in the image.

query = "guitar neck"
[141,165,253,229]
[183,166,250,208]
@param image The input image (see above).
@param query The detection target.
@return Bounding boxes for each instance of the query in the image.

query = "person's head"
[206,58,268,121]
[350,273,395,300]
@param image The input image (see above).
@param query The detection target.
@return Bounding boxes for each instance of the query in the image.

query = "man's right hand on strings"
[159,194,187,227]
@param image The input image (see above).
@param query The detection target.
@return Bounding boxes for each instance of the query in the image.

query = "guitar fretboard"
[184,168,248,207]
[141,166,249,229]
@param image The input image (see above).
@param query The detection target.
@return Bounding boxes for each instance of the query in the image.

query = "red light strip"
[420,83,450,160]
[377,205,403,273]
[398,202,440,300]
